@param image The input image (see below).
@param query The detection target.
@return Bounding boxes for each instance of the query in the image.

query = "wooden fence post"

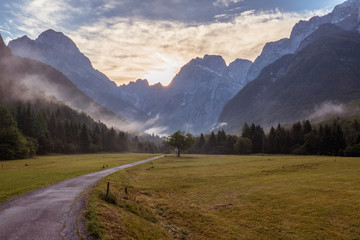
[106,182,110,197]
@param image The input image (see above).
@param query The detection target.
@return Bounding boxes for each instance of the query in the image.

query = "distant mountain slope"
[9,30,252,134]
[219,28,360,133]
[118,55,252,134]
[0,35,131,131]
[247,0,360,82]
[8,30,146,121]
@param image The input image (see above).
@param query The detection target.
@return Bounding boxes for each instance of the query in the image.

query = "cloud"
[7,0,82,38]
[214,0,243,7]
[6,0,333,86]
[308,102,345,120]
[69,9,327,85]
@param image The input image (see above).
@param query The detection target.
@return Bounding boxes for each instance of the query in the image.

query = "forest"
[189,119,360,157]
[0,100,163,160]
[1,98,360,160]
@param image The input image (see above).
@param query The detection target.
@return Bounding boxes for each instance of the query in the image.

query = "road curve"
[0,155,164,240]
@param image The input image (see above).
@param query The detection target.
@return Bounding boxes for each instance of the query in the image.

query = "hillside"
[8,30,146,122]
[9,31,252,135]
[0,35,135,132]
[134,55,252,134]
[219,28,360,133]
[246,0,360,82]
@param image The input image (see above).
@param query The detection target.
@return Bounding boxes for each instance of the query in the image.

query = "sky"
[0,0,345,86]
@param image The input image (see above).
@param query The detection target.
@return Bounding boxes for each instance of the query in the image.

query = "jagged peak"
[229,58,252,67]
[151,82,164,88]
[0,34,12,57]
[16,35,32,42]
[291,0,360,39]
[0,34,7,48]
[36,29,79,51]
[135,79,150,86]
[334,0,360,10]
[262,38,290,50]
[37,29,65,41]
[7,35,33,50]
[189,54,227,73]
[125,79,150,88]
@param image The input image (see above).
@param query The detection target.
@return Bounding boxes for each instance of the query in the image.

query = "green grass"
[0,153,158,203]
[88,154,360,239]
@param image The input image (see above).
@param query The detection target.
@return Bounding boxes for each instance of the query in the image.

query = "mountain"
[118,55,252,134]
[247,0,360,82]
[0,35,11,57]
[219,28,360,133]
[9,31,252,134]
[0,35,130,131]
[8,30,146,121]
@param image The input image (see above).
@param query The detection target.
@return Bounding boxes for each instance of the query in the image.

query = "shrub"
[344,144,360,157]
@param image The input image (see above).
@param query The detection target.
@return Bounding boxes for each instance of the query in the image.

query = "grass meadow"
[0,153,158,203]
[87,154,360,239]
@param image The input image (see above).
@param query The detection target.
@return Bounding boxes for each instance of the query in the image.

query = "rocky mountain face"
[8,30,146,122]
[0,35,129,130]
[8,0,358,135]
[0,35,11,57]
[9,30,252,135]
[247,0,360,82]
[219,28,360,133]
[117,55,252,134]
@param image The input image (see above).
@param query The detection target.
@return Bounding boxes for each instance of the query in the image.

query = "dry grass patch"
[87,155,360,239]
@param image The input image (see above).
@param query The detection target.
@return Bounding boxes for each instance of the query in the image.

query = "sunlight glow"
[142,55,185,86]
[143,68,176,86]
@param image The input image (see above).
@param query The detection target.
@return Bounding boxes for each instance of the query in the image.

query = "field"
[87,154,360,239]
[0,153,158,203]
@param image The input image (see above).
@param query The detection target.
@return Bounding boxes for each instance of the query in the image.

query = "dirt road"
[0,155,164,240]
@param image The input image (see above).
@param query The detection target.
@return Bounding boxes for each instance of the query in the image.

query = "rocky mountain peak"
[228,58,252,67]
[126,79,150,89]
[334,0,360,10]
[227,58,252,83]
[247,0,360,83]
[8,30,144,122]
[36,29,78,51]
[14,35,32,44]
[191,54,227,73]
[0,34,11,57]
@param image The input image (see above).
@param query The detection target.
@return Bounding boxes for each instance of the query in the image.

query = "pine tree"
[80,124,90,153]
[206,132,217,154]
[195,133,205,153]
[0,105,37,160]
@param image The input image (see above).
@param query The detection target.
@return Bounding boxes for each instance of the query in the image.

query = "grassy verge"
[87,154,360,239]
[0,153,158,203]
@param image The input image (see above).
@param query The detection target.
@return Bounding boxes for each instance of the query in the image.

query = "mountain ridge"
[7,0,359,135]
[0,34,135,132]
[117,54,252,134]
[9,30,253,134]
[219,27,360,133]
[247,0,360,82]
[8,30,146,122]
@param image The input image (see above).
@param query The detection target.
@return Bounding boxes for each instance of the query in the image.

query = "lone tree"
[165,131,194,157]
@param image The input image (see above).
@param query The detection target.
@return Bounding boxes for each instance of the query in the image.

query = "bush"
[234,137,252,154]
[344,144,360,157]
[292,145,307,155]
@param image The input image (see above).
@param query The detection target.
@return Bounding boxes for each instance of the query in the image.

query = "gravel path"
[0,155,164,240]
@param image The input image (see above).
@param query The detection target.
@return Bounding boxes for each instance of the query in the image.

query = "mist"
[0,54,154,135]
[307,101,349,122]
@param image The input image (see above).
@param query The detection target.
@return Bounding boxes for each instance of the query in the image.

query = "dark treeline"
[0,100,163,160]
[189,119,360,157]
